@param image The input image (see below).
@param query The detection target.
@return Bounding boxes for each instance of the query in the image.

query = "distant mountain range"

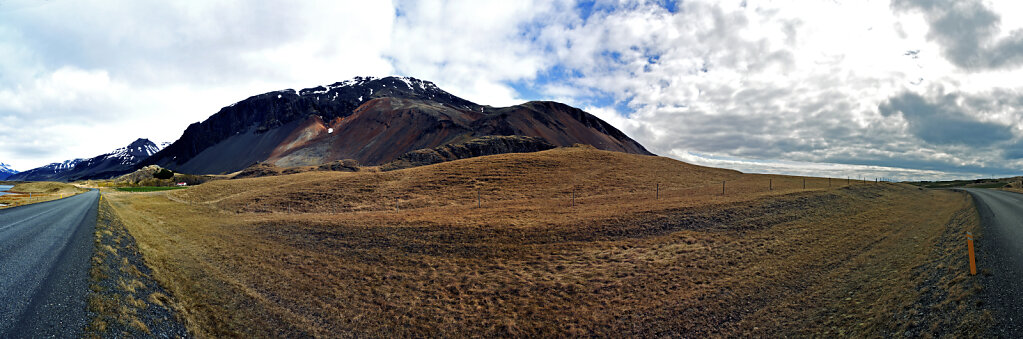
[0,163,17,180]
[14,76,651,181]
[8,138,163,181]
[140,76,650,174]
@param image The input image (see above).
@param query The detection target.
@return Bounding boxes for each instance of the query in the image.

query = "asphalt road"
[961,188,1023,336]
[0,189,98,338]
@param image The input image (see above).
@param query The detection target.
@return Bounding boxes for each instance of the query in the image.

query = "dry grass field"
[102,147,990,337]
[0,181,88,208]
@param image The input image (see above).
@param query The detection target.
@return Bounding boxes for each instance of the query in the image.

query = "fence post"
[477,188,481,208]
[395,198,398,212]
[803,178,806,189]
[656,183,659,199]
[967,232,977,275]
[722,181,725,195]
[769,179,772,191]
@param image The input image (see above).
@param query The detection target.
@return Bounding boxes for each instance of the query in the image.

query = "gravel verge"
[84,198,190,338]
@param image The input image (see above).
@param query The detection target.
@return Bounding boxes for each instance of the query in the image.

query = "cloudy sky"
[2,0,1023,180]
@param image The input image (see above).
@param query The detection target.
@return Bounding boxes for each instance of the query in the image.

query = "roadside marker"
[967,232,977,276]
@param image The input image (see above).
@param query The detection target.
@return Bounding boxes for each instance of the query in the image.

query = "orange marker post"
[967,232,977,276]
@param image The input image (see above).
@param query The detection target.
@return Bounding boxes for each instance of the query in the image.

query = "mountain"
[142,76,651,174]
[9,138,163,181]
[0,163,17,180]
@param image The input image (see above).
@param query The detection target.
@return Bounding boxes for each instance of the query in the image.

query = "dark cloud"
[1005,141,1023,159]
[892,0,1023,70]
[878,91,1013,146]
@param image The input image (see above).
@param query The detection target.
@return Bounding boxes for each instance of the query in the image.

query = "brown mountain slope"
[144,76,651,175]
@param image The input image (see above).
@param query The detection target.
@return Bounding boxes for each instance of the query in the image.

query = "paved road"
[961,188,1023,336]
[0,190,98,337]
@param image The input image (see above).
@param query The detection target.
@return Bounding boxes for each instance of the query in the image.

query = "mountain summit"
[9,138,163,181]
[143,76,651,174]
[0,163,17,180]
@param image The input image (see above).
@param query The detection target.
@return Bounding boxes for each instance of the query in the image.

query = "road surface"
[961,188,1023,336]
[0,189,98,337]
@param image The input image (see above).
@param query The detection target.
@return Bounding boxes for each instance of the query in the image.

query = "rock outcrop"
[381,135,556,171]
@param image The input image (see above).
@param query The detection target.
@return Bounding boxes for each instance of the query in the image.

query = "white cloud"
[386,0,574,106]
[2,0,1023,178]
[524,0,1023,177]
[670,149,962,181]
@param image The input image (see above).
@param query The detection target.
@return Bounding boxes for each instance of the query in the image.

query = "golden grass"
[103,147,988,337]
[0,181,88,208]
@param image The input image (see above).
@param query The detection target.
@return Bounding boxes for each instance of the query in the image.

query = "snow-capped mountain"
[0,163,18,180]
[142,76,650,174]
[101,138,163,165]
[8,138,163,181]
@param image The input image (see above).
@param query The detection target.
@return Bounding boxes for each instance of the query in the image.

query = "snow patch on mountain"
[293,76,441,97]
[0,162,18,180]
[101,138,162,165]
[9,138,163,181]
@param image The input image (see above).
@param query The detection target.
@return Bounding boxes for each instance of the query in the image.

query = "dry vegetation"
[86,199,187,338]
[102,147,990,337]
[0,181,88,208]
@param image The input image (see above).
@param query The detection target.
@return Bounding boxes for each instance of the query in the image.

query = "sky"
[2,0,1023,181]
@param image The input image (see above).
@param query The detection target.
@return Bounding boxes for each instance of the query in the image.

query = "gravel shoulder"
[961,188,1023,337]
[84,196,189,338]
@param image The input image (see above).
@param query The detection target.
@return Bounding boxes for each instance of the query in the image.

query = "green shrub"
[153,168,174,180]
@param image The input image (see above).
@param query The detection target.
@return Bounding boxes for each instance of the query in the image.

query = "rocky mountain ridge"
[141,76,651,174]
[9,138,164,181]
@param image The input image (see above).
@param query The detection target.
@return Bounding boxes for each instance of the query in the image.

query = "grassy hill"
[101,147,989,337]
